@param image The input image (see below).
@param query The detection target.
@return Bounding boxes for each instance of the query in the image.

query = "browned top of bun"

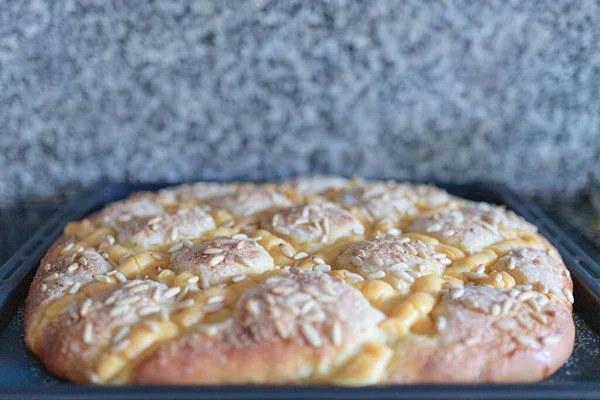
[24,176,574,385]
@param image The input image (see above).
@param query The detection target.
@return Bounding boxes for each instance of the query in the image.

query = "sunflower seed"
[83,323,93,344]
[68,282,82,294]
[203,301,224,313]
[168,243,183,253]
[301,323,322,347]
[367,270,386,280]
[541,335,561,346]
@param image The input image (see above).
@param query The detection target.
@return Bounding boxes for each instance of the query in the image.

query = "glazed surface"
[24,177,574,385]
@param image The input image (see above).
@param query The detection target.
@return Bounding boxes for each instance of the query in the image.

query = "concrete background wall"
[1,0,599,200]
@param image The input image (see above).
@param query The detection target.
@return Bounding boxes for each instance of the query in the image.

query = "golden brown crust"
[23,177,575,385]
[31,280,175,383]
[385,286,574,383]
[24,236,113,346]
[281,175,350,201]
[169,236,275,285]
[117,208,216,250]
[406,202,537,253]
[90,197,165,225]
[206,184,293,217]
[260,203,364,250]
[334,180,455,222]
[24,234,75,340]
[132,272,385,384]
[337,236,445,294]
[167,182,238,203]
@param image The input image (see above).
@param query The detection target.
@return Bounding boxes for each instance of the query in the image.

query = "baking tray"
[2,181,600,400]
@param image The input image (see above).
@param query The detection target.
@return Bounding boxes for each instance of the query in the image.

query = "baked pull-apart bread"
[24,177,574,385]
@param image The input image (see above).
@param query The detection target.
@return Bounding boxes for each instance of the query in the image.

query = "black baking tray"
[2,181,600,400]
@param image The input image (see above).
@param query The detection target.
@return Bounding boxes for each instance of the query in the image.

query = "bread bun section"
[24,176,574,385]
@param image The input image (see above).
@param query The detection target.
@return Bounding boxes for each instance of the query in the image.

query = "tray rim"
[4,382,600,400]
[1,179,600,398]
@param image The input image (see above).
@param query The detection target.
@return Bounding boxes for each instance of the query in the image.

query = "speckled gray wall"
[1,0,599,200]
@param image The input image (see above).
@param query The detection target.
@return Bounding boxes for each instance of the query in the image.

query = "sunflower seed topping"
[83,322,93,344]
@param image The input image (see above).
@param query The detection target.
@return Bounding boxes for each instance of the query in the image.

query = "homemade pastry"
[24,177,575,385]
